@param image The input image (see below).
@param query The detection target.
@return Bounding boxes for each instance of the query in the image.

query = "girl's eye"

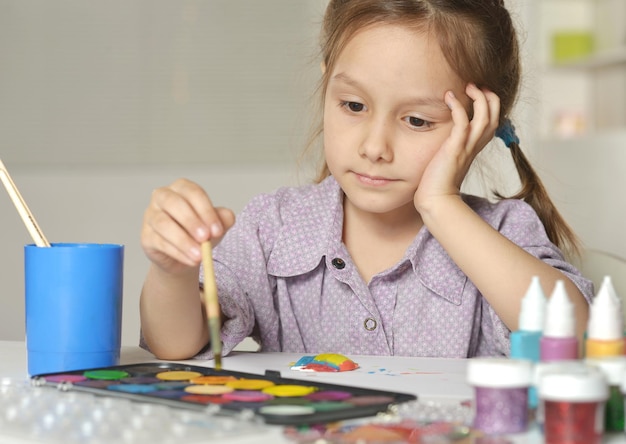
[407,116,429,128]
[341,101,364,112]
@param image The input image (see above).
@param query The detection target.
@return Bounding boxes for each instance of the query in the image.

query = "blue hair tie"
[496,118,519,148]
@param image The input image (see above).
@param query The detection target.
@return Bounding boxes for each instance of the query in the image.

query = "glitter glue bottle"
[532,360,590,429]
[539,368,608,444]
[586,276,625,358]
[510,276,546,409]
[466,358,533,435]
[586,356,626,432]
[540,280,578,362]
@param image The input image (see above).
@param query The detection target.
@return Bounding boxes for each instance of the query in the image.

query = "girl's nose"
[358,117,394,162]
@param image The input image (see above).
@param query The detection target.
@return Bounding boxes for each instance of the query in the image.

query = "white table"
[1,341,471,397]
[1,341,623,443]
[0,341,475,443]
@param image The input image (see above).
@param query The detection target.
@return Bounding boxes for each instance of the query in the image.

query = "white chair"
[233,337,260,352]
[576,249,626,324]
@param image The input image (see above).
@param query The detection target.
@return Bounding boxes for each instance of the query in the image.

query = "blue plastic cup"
[24,243,124,376]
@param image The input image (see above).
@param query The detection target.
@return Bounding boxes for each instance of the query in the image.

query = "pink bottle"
[540,280,579,361]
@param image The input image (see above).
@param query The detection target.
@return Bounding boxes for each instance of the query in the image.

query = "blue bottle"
[510,276,547,408]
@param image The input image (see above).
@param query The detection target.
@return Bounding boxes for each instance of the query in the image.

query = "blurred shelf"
[551,46,626,70]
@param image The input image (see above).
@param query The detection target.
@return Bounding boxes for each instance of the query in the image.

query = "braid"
[495,142,581,257]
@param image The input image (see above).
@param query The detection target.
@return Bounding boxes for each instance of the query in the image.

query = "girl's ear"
[320,61,327,74]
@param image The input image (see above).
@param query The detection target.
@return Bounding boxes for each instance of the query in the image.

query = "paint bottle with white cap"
[540,280,578,361]
[466,357,533,435]
[511,276,546,362]
[586,276,624,358]
[510,276,546,408]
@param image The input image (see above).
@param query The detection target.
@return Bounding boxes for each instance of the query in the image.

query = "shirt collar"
[266,176,467,305]
[407,229,467,305]
[266,176,342,277]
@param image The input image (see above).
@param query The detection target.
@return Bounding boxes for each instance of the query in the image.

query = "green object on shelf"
[552,31,594,64]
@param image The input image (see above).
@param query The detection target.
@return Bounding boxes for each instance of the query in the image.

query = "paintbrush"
[201,240,222,370]
[0,158,50,247]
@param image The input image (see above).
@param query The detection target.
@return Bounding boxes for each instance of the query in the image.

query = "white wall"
[524,0,626,262]
[0,0,323,166]
[538,132,626,260]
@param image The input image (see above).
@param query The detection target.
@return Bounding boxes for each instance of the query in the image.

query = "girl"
[139,0,593,360]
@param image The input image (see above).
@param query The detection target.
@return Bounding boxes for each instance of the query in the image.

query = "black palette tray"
[32,362,417,426]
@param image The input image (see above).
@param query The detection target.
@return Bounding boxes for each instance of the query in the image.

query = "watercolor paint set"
[31,362,417,426]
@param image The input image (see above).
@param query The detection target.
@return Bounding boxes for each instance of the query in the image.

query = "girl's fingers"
[216,207,236,233]
[141,214,200,266]
[464,84,499,151]
[465,85,488,148]
[142,179,236,268]
[143,187,205,264]
[444,90,471,150]
[168,179,223,240]
[446,84,501,156]
[484,89,501,131]
[477,87,501,145]
[150,185,208,244]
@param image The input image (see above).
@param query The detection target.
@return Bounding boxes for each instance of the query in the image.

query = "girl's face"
[323,23,467,219]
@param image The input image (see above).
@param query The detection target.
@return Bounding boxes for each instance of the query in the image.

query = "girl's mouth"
[354,172,393,186]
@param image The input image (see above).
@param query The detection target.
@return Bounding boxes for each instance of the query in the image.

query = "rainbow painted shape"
[291,353,359,372]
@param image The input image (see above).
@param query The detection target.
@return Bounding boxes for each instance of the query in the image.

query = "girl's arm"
[414,84,589,340]
[140,265,209,360]
[139,178,235,360]
[418,195,589,339]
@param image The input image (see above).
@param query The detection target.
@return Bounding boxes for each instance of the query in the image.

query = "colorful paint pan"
[74,379,121,389]
[147,390,189,399]
[181,394,232,405]
[222,390,274,402]
[226,379,275,390]
[153,381,192,390]
[262,385,317,397]
[84,369,129,380]
[191,375,237,385]
[156,371,203,381]
[108,384,158,394]
[306,390,352,401]
[183,384,234,395]
[44,374,87,383]
[259,405,316,416]
[310,401,352,412]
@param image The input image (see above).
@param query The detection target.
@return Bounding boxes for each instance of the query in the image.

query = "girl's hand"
[414,83,500,212]
[140,178,236,275]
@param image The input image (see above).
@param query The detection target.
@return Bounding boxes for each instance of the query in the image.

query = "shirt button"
[364,318,377,331]
[331,258,345,269]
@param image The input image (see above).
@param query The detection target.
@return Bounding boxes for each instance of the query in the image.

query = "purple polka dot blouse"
[192,176,593,359]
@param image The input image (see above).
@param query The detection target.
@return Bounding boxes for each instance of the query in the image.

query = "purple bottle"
[540,280,579,361]
[467,358,533,435]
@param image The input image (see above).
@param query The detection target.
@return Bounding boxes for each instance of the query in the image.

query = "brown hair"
[305,0,580,255]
